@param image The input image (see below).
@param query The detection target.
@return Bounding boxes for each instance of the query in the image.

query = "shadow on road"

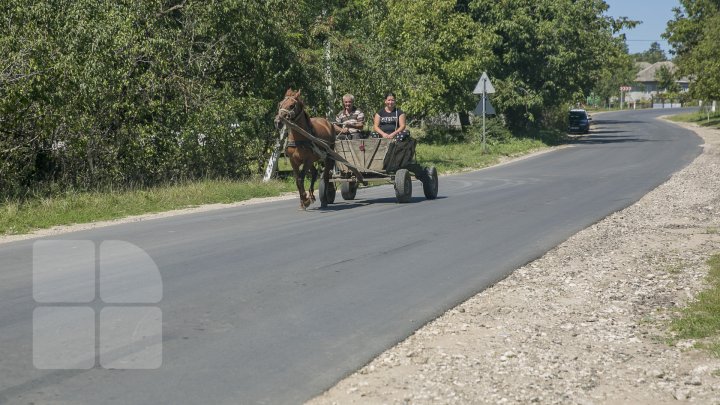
[591,119,645,125]
[572,136,654,145]
[587,129,628,135]
[314,196,447,211]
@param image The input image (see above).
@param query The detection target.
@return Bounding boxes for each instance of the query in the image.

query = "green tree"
[325,0,495,120]
[665,0,720,101]
[321,0,391,115]
[0,0,325,196]
[632,41,668,63]
[0,0,650,197]
[593,50,637,107]
[467,0,637,128]
[381,0,496,117]
[656,65,680,93]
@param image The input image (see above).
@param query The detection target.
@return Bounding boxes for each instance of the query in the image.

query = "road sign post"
[473,72,496,153]
[483,88,486,152]
[619,86,631,110]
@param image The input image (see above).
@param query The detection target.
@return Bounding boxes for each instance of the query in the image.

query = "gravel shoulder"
[307,118,720,404]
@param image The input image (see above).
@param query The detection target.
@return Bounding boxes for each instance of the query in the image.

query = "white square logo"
[33,240,163,370]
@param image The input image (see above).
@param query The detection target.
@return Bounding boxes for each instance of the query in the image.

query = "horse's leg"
[290,158,308,210]
[300,162,314,208]
[307,162,318,203]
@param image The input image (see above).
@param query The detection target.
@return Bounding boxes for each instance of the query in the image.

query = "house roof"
[635,61,690,83]
[635,61,652,71]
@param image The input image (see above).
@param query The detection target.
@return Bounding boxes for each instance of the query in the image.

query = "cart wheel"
[422,166,438,200]
[394,169,412,203]
[319,180,336,207]
[341,181,358,200]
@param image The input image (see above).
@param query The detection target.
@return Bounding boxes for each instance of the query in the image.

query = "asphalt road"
[0,109,702,404]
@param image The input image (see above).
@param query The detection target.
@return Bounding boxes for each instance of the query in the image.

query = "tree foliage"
[664,0,720,100]
[656,65,681,93]
[466,0,635,128]
[592,50,636,107]
[0,0,639,197]
[0,0,314,196]
[632,42,668,63]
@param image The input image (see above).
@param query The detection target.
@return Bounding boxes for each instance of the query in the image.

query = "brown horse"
[274,88,336,210]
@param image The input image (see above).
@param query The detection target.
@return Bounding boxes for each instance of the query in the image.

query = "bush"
[0,0,300,199]
[540,107,570,132]
[466,116,513,145]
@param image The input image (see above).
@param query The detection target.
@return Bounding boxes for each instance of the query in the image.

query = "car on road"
[568,109,591,134]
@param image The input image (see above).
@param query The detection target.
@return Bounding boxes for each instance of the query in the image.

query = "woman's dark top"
[376,107,405,134]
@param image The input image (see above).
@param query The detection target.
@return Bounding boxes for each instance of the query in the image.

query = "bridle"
[275,93,317,149]
[277,95,301,122]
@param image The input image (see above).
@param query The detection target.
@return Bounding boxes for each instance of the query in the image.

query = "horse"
[274,88,336,210]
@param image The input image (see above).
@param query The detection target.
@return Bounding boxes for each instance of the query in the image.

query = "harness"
[284,112,327,155]
[286,139,313,148]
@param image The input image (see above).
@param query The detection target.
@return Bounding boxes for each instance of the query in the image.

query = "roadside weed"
[670,254,720,356]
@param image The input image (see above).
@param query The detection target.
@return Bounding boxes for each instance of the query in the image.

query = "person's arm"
[396,113,406,134]
[343,119,362,131]
[349,110,365,130]
[387,113,406,138]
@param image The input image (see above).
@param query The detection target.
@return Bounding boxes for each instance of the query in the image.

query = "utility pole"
[323,8,334,118]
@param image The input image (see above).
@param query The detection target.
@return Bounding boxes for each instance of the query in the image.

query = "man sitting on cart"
[334,93,366,139]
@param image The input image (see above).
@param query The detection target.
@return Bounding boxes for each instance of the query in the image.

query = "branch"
[0,135,39,155]
[157,0,187,16]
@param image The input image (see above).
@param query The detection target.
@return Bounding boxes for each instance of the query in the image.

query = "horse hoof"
[303,199,312,208]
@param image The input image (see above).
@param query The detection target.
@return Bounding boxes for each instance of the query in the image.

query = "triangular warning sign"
[473,72,495,95]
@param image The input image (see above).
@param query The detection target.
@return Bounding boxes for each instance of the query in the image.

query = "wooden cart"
[277,118,438,205]
[318,137,439,205]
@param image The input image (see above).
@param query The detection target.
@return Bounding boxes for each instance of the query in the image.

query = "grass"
[667,111,720,128]
[0,179,294,236]
[416,137,547,173]
[670,254,720,356]
[0,134,555,236]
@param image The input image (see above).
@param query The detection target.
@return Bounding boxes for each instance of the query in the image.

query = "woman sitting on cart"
[373,92,409,141]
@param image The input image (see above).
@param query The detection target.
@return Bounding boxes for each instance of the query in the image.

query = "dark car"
[568,109,590,134]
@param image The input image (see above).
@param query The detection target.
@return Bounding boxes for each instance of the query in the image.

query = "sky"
[603,0,681,55]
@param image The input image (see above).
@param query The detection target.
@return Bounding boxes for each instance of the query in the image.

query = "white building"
[627,61,690,102]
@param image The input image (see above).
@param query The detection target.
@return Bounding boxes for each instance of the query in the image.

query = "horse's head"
[274,88,304,129]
